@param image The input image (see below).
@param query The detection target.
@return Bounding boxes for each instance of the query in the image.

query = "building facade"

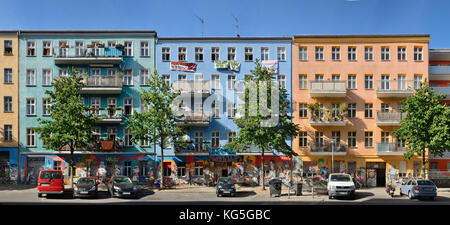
[292,35,430,187]
[0,31,19,183]
[18,31,157,184]
[156,37,293,185]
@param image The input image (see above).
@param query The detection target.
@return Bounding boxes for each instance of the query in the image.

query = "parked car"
[107,176,137,198]
[216,177,236,197]
[73,177,99,198]
[400,179,437,200]
[37,169,64,198]
[327,173,356,199]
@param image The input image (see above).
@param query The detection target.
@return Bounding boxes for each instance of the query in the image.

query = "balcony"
[429,65,450,75]
[91,107,123,124]
[376,111,406,126]
[309,80,347,98]
[376,143,406,155]
[80,76,123,94]
[172,80,211,98]
[431,87,450,100]
[309,142,347,156]
[174,142,210,155]
[176,112,210,126]
[54,47,123,65]
[87,140,123,152]
[376,80,414,98]
[309,116,347,126]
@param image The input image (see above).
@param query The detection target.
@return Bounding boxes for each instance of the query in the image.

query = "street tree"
[34,68,98,187]
[393,80,450,178]
[226,60,301,190]
[126,69,187,189]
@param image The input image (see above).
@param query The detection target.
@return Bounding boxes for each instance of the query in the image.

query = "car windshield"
[39,171,61,180]
[218,178,233,185]
[113,177,132,184]
[330,175,351,182]
[78,178,95,185]
[417,180,434,185]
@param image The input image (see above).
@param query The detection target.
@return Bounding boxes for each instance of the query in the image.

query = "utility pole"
[195,15,204,37]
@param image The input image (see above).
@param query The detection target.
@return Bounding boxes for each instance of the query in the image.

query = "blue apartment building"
[18,31,157,184]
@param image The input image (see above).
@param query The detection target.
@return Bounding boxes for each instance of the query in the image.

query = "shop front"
[0,148,18,184]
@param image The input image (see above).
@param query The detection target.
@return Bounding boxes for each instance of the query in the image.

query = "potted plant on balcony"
[87,51,95,57]
[98,42,105,48]
[115,72,124,79]
[115,43,124,50]
[323,107,331,121]
[86,43,94,48]
[338,104,348,121]
[307,103,320,121]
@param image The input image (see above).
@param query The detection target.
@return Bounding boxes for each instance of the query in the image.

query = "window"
[26,98,36,115]
[75,41,84,56]
[348,132,356,147]
[348,47,356,60]
[298,103,307,118]
[124,41,133,56]
[195,47,204,61]
[124,98,133,116]
[277,47,286,61]
[299,131,307,147]
[211,47,220,61]
[365,132,373,147]
[91,97,100,115]
[332,47,340,60]
[332,74,340,81]
[140,131,150,146]
[140,41,149,56]
[228,131,236,143]
[26,69,36,86]
[332,131,341,143]
[348,75,356,89]
[315,47,324,60]
[381,103,389,112]
[315,74,323,81]
[299,47,307,60]
[124,129,133,147]
[365,103,373,118]
[364,47,373,60]
[58,41,68,57]
[107,127,117,140]
[3,125,12,141]
[227,74,236,89]
[178,47,187,61]
[277,75,286,89]
[124,161,132,177]
[59,68,68,77]
[331,104,340,118]
[414,75,422,89]
[348,103,356,118]
[4,68,12,84]
[211,74,220,90]
[107,68,116,76]
[162,47,170,61]
[123,69,133,86]
[398,47,406,61]
[380,75,390,90]
[315,132,324,147]
[211,101,220,118]
[364,75,373,89]
[4,40,13,54]
[414,47,423,61]
[140,69,150,85]
[107,40,116,48]
[398,75,407,90]
[92,127,101,141]
[4,96,12,112]
[27,41,36,56]
[140,98,150,113]
[26,128,36,147]
[42,41,52,56]
[299,75,307,89]
[228,47,236,61]
[261,47,269,60]
[42,69,52,86]
[195,166,203,176]
[194,131,203,151]
[381,47,390,60]
[162,74,170,86]
[381,132,390,143]
[42,98,51,116]
[177,164,186,177]
[227,103,235,118]
[245,47,253,61]
[211,131,220,148]
[178,74,186,81]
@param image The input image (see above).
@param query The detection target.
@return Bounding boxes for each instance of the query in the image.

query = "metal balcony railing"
[376,80,414,98]
[176,112,210,126]
[82,76,123,88]
[310,141,347,154]
[429,65,450,75]
[172,80,211,95]
[376,111,406,125]
[376,142,406,154]
[90,107,123,123]
[310,80,347,97]
[54,47,123,58]
[431,87,450,100]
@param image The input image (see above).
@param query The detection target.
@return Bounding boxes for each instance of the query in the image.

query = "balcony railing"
[90,107,123,124]
[61,140,123,152]
[429,65,450,75]
[431,87,450,100]
[172,80,211,97]
[174,142,210,154]
[310,80,347,97]
[429,170,450,179]
[81,76,123,94]
[54,47,123,65]
[376,142,406,155]
[310,141,347,155]
[376,80,414,98]
[176,112,210,126]
[309,115,347,126]
[376,111,406,126]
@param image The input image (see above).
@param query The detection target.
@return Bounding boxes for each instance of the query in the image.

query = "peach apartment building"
[292,35,429,187]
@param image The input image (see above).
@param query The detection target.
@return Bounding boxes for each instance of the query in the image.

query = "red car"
[37,169,64,197]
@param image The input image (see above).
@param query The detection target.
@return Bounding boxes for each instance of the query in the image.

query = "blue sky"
[1,0,449,48]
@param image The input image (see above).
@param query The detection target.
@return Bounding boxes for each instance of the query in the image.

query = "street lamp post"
[331,139,335,173]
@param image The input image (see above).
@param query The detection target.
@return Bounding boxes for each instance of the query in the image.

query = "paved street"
[0,184,449,205]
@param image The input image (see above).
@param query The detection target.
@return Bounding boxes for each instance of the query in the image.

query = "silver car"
[400,179,437,200]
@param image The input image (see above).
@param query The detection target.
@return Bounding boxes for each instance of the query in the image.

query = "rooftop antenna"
[232,14,239,37]
[195,15,205,37]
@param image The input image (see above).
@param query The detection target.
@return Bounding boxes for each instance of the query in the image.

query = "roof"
[158,36,292,42]
[293,34,430,44]
[19,30,157,37]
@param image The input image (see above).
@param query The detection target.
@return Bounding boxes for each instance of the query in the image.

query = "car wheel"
[38,193,42,198]
[328,195,332,199]
[408,191,413,199]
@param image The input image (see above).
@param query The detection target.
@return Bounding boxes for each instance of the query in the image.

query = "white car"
[327,173,356,199]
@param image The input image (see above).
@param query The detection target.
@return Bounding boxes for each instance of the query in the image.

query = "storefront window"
[195,166,203,176]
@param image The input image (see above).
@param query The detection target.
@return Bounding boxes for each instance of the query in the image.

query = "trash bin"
[269,179,282,197]
[294,182,302,196]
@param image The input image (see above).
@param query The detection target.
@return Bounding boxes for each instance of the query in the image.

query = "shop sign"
[209,155,243,162]
[170,61,197,72]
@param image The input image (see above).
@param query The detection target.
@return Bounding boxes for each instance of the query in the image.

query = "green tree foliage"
[34,68,97,187]
[226,60,300,189]
[394,80,450,178]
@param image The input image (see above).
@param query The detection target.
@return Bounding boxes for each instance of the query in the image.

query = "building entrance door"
[366,162,386,187]
[221,168,228,177]
[27,157,45,185]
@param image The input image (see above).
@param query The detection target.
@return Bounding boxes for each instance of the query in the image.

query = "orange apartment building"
[292,35,429,187]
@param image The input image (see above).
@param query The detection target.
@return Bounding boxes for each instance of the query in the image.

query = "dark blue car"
[400,179,437,200]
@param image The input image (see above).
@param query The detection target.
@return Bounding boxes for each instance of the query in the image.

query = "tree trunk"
[422,149,427,179]
[160,136,164,190]
[261,147,265,190]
